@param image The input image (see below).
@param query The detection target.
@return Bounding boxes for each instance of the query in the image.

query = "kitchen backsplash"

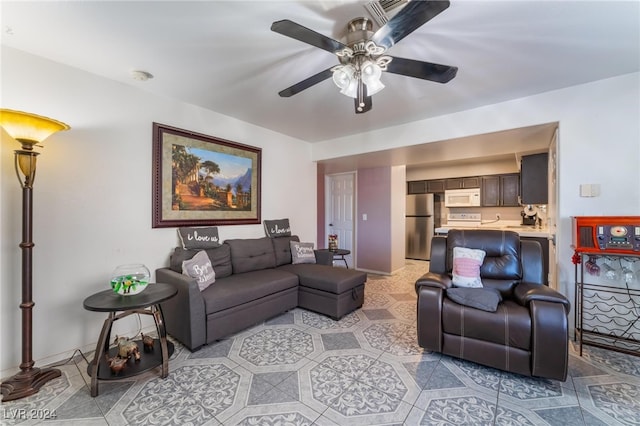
[447,206,534,222]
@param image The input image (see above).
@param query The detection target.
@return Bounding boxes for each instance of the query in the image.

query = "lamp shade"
[332,65,358,98]
[361,61,385,96]
[0,109,70,147]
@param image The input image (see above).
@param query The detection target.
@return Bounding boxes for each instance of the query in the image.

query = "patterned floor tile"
[296,309,362,330]
[362,309,396,320]
[188,339,234,359]
[361,322,422,356]
[414,388,498,426]
[321,332,361,351]
[220,403,327,426]
[402,360,440,389]
[363,292,392,309]
[3,260,639,426]
[534,406,609,426]
[389,293,416,301]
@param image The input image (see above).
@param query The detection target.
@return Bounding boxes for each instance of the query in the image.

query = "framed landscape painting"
[152,123,261,228]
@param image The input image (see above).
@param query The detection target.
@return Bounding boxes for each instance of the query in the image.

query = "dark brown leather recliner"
[415,229,570,381]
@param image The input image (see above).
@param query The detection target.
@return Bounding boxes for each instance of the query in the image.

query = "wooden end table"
[83,283,177,397]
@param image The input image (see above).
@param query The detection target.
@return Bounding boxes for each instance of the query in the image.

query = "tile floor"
[2,260,640,425]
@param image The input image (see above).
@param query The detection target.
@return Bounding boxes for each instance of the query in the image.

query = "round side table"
[317,249,351,268]
[83,283,177,397]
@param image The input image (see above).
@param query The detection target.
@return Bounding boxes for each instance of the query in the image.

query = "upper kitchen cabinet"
[520,153,548,204]
[481,173,520,207]
[445,176,481,190]
[407,180,427,194]
[426,179,446,193]
[408,179,447,194]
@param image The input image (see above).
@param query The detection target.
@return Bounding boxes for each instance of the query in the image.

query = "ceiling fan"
[271,0,458,114]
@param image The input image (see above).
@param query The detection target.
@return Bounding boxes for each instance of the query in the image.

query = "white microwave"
[444,188,481,207]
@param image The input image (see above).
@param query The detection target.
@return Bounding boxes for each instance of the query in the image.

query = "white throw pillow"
[452,247,486,288]
[290,241,316,264]
[181,250,216,291]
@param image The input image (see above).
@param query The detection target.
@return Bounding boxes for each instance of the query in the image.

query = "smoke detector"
[130,70,153,81]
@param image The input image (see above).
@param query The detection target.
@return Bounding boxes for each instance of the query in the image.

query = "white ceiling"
[2,1,638,143]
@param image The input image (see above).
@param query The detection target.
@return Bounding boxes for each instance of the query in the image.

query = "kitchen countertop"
[435,221,550,238]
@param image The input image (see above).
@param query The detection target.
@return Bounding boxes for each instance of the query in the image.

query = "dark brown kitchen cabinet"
[501,174,520,206]
[481,174,520,207]
[445,177,481,190]
[481,176,500,206]
[407,180,427,194]
[426,179,446,193]
[521,153,548,204]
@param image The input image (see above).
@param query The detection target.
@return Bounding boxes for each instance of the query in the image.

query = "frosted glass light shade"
[332,64,358,98]
[0,109,70,147]
[361,61,385,96]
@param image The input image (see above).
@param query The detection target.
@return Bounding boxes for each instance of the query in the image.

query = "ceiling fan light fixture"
[332,64,358,98]
[361,60,385,95]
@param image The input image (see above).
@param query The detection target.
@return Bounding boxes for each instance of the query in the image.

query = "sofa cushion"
[291,241,316,264]
[271,235,300,266]
[446,230,522,280]
[170,244,232,278]
[278,263,366,294]
[181,250,216,291]
[201,269,298,314]
[446,287,502,312]
[442,298,531,351]
[226,237,276,274]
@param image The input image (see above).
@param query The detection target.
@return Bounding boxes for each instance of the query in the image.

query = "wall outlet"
[496,213,501,220]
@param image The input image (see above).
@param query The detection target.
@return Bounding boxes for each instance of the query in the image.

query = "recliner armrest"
[513,282,571,314]
[415,272,452,293]
[429,236,448,274]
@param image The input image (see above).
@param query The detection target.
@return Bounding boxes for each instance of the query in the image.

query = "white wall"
[406,158,520,181]
[313,72,640,314]
[1,48,317,372]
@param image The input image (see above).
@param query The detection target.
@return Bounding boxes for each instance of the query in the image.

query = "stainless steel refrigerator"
[406,193,436,260]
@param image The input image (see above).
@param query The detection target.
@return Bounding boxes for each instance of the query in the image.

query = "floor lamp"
[0,109,70,402]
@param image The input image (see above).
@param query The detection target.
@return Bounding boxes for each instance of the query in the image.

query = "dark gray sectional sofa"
[156,235,367,351]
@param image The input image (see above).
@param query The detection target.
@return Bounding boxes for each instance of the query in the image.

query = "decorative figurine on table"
[106,355,127,375]
[114,335,141,361]
[141,333,155,352]
[328,234,338,251]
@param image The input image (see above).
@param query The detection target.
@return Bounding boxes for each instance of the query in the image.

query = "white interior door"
[326,173,355,268]
[547,128,559,289]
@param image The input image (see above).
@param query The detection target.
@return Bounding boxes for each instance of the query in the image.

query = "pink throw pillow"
[452,247,486,288]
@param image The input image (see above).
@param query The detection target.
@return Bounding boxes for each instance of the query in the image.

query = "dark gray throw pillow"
[446,287,502,312]
[263,218,291,238]
[178,227,220,249]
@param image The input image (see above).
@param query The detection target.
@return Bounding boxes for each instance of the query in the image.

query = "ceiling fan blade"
[278,67,334,98]
[372,0,450,50]
[386,56,457,83]
[271,20,347,53]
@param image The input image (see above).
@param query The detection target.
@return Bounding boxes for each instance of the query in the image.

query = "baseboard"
[0,324,157,379]
[358,268,392,276]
